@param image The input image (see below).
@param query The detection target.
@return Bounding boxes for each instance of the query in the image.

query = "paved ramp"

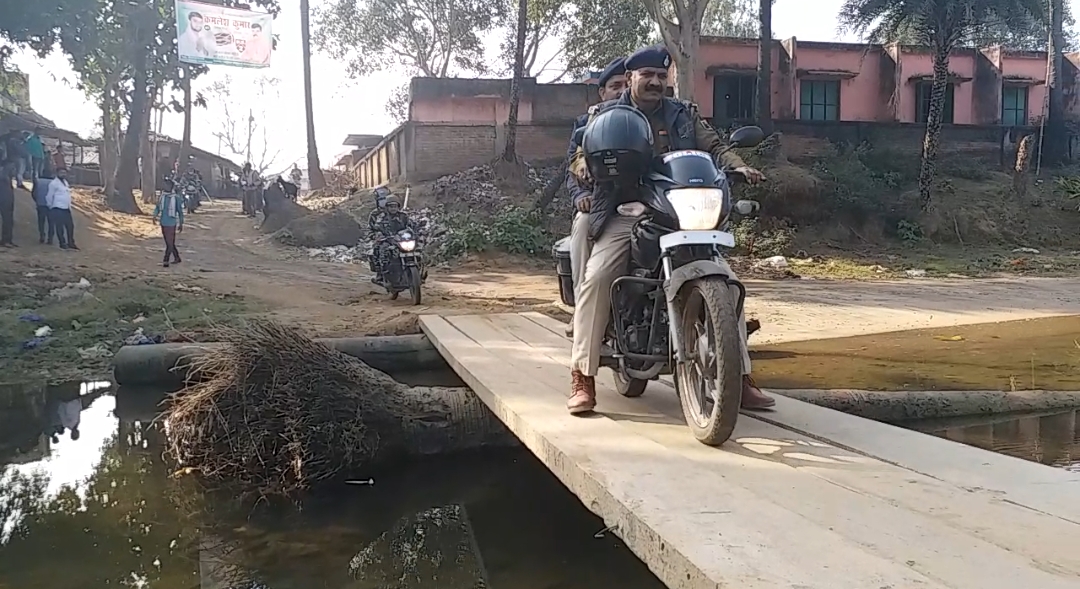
[419,312,1080,589]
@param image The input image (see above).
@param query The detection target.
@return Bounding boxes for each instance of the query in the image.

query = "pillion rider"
[563,56,628,338]
[565,44,775,415]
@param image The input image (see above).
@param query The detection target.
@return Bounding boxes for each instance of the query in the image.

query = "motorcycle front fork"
[661,256,688,364]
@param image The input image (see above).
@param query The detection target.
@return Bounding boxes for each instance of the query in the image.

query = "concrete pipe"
[112,335,462,387]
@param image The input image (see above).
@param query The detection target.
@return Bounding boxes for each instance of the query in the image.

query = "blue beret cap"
[624,44,671,71]
[596,57,626,87]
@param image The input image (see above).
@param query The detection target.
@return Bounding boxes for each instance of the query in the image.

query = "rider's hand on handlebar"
[734,166,766,185]
[576,195,592,213]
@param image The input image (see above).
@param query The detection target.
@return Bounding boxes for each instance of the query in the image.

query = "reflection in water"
[1,385,665,589]
[908,409,1080,471]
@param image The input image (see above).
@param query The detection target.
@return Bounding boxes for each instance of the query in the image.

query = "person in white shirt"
[177,11,214,59]
[45,167,78,250]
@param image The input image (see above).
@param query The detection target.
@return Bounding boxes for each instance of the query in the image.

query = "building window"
[915,82,955,124]
[712,75,756,124]
[799,80,840,121]
[1002,85,1029,126]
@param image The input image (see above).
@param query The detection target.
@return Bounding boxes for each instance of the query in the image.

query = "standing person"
[152,180,185,267]
[240,162,260,217]
[51,145,67,173]
[4,131,29,190]
[46,167,78,250]
[289,163,303,186]
[24,128,45,179]
[32,170,55,244]
[0,161,15,247]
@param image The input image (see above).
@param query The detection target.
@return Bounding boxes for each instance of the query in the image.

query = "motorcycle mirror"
[728,126,766,149]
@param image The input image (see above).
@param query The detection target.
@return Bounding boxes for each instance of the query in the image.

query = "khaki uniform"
[569,100,752,377]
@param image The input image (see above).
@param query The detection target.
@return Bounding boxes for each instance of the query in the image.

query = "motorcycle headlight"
[666,187,729,230]
[398,240,417,252]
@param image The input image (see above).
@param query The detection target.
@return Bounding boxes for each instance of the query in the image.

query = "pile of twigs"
[163,320,426,500]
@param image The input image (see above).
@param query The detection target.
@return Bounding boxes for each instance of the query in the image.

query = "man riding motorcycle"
[368,192,413,283]
[563,56,628,338]
[566,44,774,415]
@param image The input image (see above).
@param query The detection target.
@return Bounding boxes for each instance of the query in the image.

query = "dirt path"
[5,190,1080,342]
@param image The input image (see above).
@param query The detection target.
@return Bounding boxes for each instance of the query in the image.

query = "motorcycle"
[183,180,203,213]
[552,124,765,446]
[373,228,428,305]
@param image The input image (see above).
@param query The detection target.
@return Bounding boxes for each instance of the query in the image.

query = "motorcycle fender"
[664,259,741,303]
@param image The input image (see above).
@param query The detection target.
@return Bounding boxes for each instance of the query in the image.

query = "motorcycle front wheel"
[407,266,422,305]
[674,277,743,446]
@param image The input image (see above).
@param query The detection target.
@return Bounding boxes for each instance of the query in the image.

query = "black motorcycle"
[374,228,427,305]
[183,180,202,213]
[553,123,765,446]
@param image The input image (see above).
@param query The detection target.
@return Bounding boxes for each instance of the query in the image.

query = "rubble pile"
[429,162,552,213]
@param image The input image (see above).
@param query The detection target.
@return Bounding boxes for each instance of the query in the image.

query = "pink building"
[690,37,1076,127]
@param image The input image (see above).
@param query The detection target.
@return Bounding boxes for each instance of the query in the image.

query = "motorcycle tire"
[674,277,743,447]
[408,266,422,306]
[613,369,648,398]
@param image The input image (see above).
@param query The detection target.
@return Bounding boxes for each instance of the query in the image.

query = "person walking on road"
[45,167,78,250]
[152,180,185,267]
[0,161,16,247]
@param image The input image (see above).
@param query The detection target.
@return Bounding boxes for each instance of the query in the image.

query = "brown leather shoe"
[741,375,775,410]
[567,370,596,415]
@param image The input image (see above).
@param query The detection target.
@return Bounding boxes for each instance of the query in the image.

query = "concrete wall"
[408,77,597,125]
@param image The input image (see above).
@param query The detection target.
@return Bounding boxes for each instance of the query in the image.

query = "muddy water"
[0,384,665,589]
[751,315,1080,391]
[905,409,1080,472]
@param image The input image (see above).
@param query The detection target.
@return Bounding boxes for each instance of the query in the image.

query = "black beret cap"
[624,44,671,71]
[597,57,626,87]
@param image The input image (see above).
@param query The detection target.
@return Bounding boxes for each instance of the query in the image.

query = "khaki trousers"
[569,212,592,299]
[570,215,752,377]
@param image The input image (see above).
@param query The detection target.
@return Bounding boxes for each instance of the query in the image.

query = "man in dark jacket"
[0,161,16,246]
[564,44,772,415]
[563,57,627,337]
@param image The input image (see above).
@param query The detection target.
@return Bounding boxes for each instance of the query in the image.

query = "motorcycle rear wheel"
[408,266,422,305]
[674,277,742,446]
[613,370,648,397]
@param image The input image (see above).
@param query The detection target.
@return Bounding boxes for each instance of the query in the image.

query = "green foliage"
[559,0,654,77]
[839,0,1047,47]
[438,206,554,259]
[731,217,794,257]
[313,0,500,78]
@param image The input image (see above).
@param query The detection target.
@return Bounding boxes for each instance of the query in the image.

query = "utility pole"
[246,109,253,164]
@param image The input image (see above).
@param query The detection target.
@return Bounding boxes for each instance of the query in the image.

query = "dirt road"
[5,191,1080,342]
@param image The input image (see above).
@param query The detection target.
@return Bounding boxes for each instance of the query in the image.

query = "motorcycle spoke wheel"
[675,278,743,446]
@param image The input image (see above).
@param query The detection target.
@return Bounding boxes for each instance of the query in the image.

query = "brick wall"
[411,124,498,180]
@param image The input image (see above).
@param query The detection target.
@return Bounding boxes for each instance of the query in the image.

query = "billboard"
[175,0,272,68]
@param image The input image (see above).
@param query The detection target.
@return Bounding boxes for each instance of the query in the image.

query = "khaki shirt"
[570,99,747,183]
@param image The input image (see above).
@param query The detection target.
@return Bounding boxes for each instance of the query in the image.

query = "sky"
[7,0,1062,172]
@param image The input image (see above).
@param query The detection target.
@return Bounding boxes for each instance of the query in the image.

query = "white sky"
[7,0,1070,170]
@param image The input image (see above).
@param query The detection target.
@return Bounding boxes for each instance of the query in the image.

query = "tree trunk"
[101,93,117,195]
[1044,0,1068,166]
[140,88,156,203]
[755,0,773,133]
[673,31,700,101]
[179,66,193,166]
[917,45,951,213]
[502,0,528,161]
[300,0,327,189]
[112,50,148,214]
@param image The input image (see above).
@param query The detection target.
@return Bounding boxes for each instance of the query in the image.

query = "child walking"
[152,181,184,267]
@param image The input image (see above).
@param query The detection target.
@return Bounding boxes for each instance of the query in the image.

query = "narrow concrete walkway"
[420,311,1080,589]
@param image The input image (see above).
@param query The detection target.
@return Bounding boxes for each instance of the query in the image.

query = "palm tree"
[300,0,326,189]
[839,0,1044,212]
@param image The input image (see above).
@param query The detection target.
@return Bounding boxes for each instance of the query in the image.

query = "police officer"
[563,56,628,337]
[565,44,774,414]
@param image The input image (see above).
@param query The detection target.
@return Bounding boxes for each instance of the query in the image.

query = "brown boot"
[567,370,596,415]
[741,375,775,410]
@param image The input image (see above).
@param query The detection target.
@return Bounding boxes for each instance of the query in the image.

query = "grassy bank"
[0,267,256,384]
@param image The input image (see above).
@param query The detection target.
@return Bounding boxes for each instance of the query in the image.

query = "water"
[905,409,1080,472]
[752,315,1080,390]
[0,384,666,589]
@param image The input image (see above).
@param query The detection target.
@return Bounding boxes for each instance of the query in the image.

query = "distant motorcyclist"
[365,186,393,234]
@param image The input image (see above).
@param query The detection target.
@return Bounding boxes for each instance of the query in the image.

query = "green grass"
[0,278,256,384]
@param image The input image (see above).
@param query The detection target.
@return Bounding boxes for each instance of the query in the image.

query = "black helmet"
[581,105,654,182]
